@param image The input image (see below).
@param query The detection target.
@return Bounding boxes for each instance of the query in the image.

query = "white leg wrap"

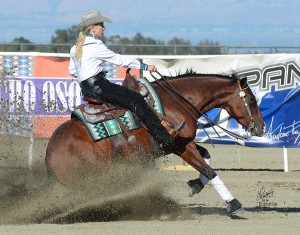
[204,158,211,166]
[210,176,234,202]
[199,158,211,185]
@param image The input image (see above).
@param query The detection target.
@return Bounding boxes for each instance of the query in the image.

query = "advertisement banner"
[144,55,300,148]
[0,54,140,138]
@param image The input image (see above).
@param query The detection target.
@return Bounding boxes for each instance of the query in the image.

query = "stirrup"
[174,120,185,131]
[161,120,185,138]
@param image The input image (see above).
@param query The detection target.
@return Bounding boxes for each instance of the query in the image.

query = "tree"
[51,25,78,44]
[132,33,157,44]
[106,33,165,55]
[106,35,131,54]
[0,26,225,55]
[126,33,164,54]
[195,39,222,55]
[167,37,191,55]
[50,25,78,52]
[0,37,36,52]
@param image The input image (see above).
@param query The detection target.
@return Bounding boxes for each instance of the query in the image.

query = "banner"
[1,53,300,148]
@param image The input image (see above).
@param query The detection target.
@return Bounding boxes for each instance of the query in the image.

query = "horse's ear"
[126,68,131,75]
[240,76,248,88]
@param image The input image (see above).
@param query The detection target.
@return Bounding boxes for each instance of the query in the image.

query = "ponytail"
[75,26,92,62]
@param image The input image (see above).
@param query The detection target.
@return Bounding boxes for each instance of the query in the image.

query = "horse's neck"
[170,77,226,112]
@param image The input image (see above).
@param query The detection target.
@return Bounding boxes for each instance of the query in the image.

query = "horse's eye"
[248,96,256,103]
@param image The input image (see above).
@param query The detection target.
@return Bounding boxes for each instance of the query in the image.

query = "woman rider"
[69,11,177,150]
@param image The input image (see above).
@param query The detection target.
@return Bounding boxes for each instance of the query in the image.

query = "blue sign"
[195,60,300,148]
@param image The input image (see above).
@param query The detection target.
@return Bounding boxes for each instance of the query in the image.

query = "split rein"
[149,71,250,141]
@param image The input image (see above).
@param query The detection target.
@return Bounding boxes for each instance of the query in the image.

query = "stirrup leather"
[161,120,185,138]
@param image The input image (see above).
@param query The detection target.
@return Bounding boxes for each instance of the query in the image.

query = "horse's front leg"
[187,144,211,194]
[180,142,244,214]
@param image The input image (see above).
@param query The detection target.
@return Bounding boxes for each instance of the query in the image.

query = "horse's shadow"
[246,206,300,213]
[183,204,300,220]
[215,168,283,172]
[215,168,300,173]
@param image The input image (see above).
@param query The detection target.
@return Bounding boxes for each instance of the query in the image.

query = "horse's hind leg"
[181,143,243,214]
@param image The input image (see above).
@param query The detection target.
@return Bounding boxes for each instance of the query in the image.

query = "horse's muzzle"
[250,122,266,137]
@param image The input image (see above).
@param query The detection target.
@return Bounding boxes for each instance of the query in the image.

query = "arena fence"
[1,43,300,54]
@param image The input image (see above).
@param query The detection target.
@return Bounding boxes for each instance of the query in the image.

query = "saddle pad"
[73,109,141,142]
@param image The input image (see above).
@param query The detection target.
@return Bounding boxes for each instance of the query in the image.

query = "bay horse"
[45,69,265,214]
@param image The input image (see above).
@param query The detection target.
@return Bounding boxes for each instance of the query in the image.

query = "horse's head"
[221,76,265,137]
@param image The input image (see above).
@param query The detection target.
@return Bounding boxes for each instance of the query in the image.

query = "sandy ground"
[0,136,299,235]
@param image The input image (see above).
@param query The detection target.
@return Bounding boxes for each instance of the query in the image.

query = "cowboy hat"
[77,11,112,29]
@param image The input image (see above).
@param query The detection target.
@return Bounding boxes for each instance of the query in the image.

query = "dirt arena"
[0,136,299,235]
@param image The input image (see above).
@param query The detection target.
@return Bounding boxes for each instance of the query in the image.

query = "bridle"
[149,71,256,140]
[237,80,255,134]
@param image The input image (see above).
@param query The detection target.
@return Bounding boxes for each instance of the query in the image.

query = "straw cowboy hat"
[77,11,112,29]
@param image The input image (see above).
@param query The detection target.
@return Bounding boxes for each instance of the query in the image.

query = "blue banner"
[195,59,300,148]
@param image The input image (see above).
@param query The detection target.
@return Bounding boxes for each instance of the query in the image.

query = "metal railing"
[1,43,300,55]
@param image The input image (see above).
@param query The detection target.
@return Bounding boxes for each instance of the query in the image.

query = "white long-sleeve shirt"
[69,35,141,82]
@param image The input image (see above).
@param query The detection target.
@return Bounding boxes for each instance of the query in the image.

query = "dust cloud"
[0,161,192,224]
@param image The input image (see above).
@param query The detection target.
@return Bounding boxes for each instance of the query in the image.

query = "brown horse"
[45,70,265,214]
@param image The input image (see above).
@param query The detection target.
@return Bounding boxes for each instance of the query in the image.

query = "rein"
[150,71,247,141]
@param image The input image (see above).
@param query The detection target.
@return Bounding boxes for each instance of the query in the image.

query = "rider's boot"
[134,97,183,152]
[142,116,178,152]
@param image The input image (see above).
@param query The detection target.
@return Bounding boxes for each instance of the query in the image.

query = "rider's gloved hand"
[140,63,157,72]
[147,65,157,72]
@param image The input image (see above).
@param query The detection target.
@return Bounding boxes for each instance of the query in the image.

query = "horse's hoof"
[227,198,244,214]
[186,179,204,197]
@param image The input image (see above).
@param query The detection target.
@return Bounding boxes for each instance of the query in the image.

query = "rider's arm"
[92,41,157,72]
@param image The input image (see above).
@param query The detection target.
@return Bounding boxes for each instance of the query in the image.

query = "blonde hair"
[75,26,92,62]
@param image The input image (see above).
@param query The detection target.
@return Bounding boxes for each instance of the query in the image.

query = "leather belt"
[80,71,107,87]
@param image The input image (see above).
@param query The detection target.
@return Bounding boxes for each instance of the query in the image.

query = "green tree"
[195,39,222,55]
[51,25,78,44]
[106,35,130,54]
[0,26,225,55]
[106,33,165,55]
[50,25,77,52]
[167,37,191,55]
[0,37,36,52]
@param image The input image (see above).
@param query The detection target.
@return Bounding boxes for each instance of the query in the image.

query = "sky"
[1,0,300,46]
